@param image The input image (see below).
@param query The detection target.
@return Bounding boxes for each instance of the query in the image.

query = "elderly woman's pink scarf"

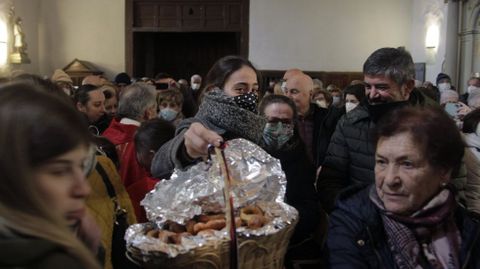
[370,186,461,269]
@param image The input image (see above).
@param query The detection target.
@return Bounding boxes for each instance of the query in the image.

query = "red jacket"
[102,118,147,188]
[126,175,159,223]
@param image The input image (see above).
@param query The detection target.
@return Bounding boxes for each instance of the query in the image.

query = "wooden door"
[126,0,249,79]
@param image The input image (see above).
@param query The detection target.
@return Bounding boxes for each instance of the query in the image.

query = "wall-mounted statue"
[9,6,30,64]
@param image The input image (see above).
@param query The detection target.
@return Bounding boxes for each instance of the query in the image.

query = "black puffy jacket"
[316,104,375,212]
[327,185,480,269]
[316,90,444,212]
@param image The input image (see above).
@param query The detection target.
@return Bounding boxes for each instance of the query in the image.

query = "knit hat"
[440,89,459,105]
[436,73,451,85]
[114,72,131,85]
[51,69,73,83]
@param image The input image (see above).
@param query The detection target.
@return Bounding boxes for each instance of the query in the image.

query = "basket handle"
[213,145,239,269]
[125,251,142,267]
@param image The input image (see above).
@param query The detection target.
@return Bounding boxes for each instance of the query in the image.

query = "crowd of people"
[0,46,479,269]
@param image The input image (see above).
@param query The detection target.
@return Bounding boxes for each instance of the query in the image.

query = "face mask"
[332,96,341,106]
[316,100,328,108]
[367,101,408,123]
[438,82,451,92]
[263,122,294,150]
[468,85,479,94]
[345,102,358,113]
[233,92,258,113]
[159,108,178,122]
[191,83,201,90]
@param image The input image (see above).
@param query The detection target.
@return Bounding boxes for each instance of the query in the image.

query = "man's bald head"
[283,68,304,80]
[283,73,314,116]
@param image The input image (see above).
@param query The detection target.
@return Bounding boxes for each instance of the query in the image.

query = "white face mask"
[316,100,328,108]
[281,81,287,93]
[438,82,451,92]
[191,83,201,90]
[345,102,358,113]
[468,85,479,94]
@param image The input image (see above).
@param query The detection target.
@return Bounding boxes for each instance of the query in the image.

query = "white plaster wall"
[38,0,125,79]
[249,0,413,72]
[7,0,438,81]
[408,0,449,84]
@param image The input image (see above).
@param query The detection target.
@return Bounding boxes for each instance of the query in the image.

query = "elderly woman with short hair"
[327,106,480,269]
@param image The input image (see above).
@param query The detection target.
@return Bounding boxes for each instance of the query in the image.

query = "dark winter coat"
[327,185,480,269]
[270,136,320,244]
[316,89,446,212]
[313,104,345,167]
[0,235,86,269]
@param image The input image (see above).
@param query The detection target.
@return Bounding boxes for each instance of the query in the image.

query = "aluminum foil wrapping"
[126,138,298,258]
[142,138,287,225]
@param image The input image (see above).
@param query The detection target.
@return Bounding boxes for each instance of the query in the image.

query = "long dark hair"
[0,83,99,268]
[0,82,91,207]
[199,55,262,101]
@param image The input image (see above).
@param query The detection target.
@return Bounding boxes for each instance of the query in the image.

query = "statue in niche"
[13,17,25,49]
[9,6,30,64]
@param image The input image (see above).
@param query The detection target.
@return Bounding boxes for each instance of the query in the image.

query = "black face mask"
[233,92,258,113]
[367,101,409,123]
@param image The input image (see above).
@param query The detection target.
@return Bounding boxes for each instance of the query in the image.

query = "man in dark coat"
[282,72,343,167]
[316,47,439,212]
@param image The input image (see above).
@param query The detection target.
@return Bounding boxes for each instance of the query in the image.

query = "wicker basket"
[127,217,297,269]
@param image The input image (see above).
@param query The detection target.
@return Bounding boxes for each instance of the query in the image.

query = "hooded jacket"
[103,118,147,188]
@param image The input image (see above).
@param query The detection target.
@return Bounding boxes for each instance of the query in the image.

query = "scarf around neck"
[195,89,266,145]
[369,185,461,269]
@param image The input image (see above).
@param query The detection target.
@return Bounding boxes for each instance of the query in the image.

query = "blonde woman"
[0,83,101,268]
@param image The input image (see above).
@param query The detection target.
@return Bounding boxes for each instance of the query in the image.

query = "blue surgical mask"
[263,122,294,150]
[159,108,178,122]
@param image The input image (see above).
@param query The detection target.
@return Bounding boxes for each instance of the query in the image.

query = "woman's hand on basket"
[184,122,223,159]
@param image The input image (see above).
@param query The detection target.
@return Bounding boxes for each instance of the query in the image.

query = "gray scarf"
[195,89,266,145]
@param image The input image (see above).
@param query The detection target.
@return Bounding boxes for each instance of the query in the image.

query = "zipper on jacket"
[366,226,387,269]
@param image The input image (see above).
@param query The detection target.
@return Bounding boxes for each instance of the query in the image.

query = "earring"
[441,182,447,187]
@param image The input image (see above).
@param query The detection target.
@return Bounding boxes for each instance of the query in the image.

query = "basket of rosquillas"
[125,139,298,269]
